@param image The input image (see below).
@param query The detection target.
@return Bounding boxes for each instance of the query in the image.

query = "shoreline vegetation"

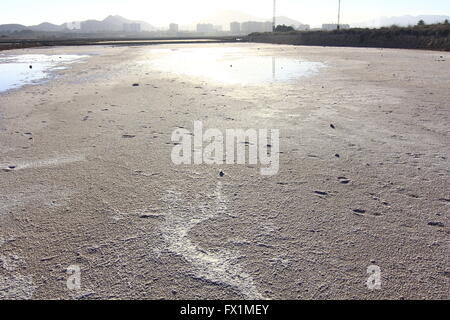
[247,22,450,51]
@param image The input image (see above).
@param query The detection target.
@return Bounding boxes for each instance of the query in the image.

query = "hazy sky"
[2,0,450,26]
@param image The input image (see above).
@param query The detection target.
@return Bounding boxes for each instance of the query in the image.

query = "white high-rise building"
[322,24,350,31]
[230,22,241,34]
[241,21,273,34]
[123,23,141,33]
[296,24,310,31]
[196,23,214,33]
[169,23,179,33]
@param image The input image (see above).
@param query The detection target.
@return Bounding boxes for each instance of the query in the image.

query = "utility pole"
[273,0,277,32]
[337,0,341,30]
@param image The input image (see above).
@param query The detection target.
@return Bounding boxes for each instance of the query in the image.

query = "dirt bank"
[248,27,450,51]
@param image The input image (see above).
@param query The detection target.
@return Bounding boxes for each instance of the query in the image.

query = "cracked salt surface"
[1,155,86,171]
[160,182,264,299]
[0,237,36,299]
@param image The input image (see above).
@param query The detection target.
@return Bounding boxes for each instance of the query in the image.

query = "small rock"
[86,246,100,254]
[314,191,328,196]
[335,154,340,158]
[76,292,95,300]
[338,177,350,184]
[330,124,336,129]
[29,65,32,69]
[132,83,140,87]
[353,209,366,214]
[140,213,163,219]
[428,222,445,227]
[8,165,16,170]
[122,134,136,139]
[219,171,225,177]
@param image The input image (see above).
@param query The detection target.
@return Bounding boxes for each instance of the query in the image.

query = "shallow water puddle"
[146,48,324,85]
[0,54,88,92]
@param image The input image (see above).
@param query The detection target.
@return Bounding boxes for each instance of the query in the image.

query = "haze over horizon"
[2,0,450,28]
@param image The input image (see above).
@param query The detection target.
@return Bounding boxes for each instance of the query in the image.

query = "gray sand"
[0,44,449,300]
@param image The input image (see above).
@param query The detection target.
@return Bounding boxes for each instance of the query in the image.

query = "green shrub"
[274,25,295,32]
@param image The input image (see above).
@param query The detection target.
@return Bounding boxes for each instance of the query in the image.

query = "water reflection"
[147,48,324,85]
[0,54,88,92]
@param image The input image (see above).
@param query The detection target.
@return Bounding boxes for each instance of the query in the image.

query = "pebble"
[140,213,163,219]
[428,222,445,227]
[338,177,350,184]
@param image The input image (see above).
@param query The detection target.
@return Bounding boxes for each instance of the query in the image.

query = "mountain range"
[0,15,155,33]
[0,14,449,33]
[0,13,302,33]
[196,9,303,28]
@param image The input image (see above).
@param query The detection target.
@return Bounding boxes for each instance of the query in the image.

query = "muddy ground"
[0,44,449,300]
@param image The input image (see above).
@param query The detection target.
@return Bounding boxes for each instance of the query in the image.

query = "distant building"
[230,21,241,34]
[196,23,214,33]
[241,21,273,34]
[123,23,141,33]
[81,20,104,32]
[322,24,350,31]
[65,21,81,30]
[169,23,179,33]
[296,24,310,31]
[264,21,273,32]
